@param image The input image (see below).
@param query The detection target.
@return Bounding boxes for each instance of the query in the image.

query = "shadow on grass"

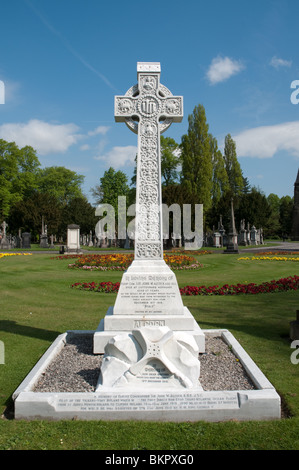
[0,320,61,342]
[0,321,62,420]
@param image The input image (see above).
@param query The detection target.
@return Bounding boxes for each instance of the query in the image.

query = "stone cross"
[115,62,183,260]
[1,221,8,236]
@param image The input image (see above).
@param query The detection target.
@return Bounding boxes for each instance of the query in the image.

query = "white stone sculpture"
[97,326,201,390]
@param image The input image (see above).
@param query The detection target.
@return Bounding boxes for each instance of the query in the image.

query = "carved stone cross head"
[115,62,183,135]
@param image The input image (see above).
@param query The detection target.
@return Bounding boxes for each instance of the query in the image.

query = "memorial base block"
[93,259,206,354]
[13,330,281,422]
[93,306,205,354]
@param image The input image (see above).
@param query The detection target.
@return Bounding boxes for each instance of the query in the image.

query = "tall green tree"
[242,177,251,194]
[91,167,130,216]
[91,167,130,240]
[0,140,40,219]
[266,193,281,237]
[223,134,244,197]
[180,104,213,212]
[210,135,229,205]
[279,195,293,237]
[160,135,180,186]
[63,197,98,234]
[236,187,271,230]
[8,192,63,237]
[37,166,85,205]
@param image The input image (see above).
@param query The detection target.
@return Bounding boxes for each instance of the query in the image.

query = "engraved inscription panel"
[53,392,240,413]
[117,273,178,314]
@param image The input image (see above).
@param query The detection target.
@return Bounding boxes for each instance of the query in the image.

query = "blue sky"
[0,0,299,203]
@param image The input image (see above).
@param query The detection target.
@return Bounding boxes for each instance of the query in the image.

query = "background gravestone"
[22,232,31,249]
[67,224,81,253]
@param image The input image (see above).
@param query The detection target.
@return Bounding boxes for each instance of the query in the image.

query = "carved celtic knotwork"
[135,242,162,259]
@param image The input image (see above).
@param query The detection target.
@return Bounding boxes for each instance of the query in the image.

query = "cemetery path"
[240,241,299,253]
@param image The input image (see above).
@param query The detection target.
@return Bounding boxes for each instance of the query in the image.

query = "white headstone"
[67,224,81,253]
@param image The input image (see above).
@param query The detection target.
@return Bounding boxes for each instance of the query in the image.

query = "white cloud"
[88,125,110,136]
[80,144,90,151]
[233,121,299,158]
[270,56,292,68]
[206,56,245,84]
[0,119,82,155]
[94,145,137,168]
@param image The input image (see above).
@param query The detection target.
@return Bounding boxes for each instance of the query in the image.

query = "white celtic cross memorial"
[93,62,205,354]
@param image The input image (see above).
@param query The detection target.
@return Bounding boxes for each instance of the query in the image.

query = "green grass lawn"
[0,251,299,450]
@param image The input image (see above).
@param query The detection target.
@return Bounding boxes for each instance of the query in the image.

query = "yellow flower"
[0,252,32,259]
[238,255,299,262]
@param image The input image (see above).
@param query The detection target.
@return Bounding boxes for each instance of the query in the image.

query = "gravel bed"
[33,333,256,393]
[33,334,103,393]
[199,333,255,391]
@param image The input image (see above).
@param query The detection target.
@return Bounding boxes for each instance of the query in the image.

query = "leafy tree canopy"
[37,166,85,205]
[0,140,40,219]
[91,167,130,216]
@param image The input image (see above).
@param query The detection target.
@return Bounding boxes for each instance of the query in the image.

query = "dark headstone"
[22,232,31,249]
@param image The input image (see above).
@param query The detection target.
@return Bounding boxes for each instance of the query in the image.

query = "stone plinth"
[0,237,11,249]
[40,234,49,249]
[93,260,205,354]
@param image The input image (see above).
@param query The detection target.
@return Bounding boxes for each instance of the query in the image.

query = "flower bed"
[169,249,213,256]
[163,254,202,269]
[71,275,299,295]
[0,253,32,259]
[72,281,120,293]
[238,256,299,262]
[179,276,299,295]
[255,251,299,255]
[60,253,203,271]
[68,253,134,270]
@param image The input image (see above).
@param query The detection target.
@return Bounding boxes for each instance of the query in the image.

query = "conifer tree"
[210,135,229,205]
[223,134,244,196]
[180,104,213,211]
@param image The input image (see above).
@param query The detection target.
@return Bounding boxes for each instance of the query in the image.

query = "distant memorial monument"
[40,216,49,249]
[291,169,299,241]
[0,221,10,249]
[224,199,239,254]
